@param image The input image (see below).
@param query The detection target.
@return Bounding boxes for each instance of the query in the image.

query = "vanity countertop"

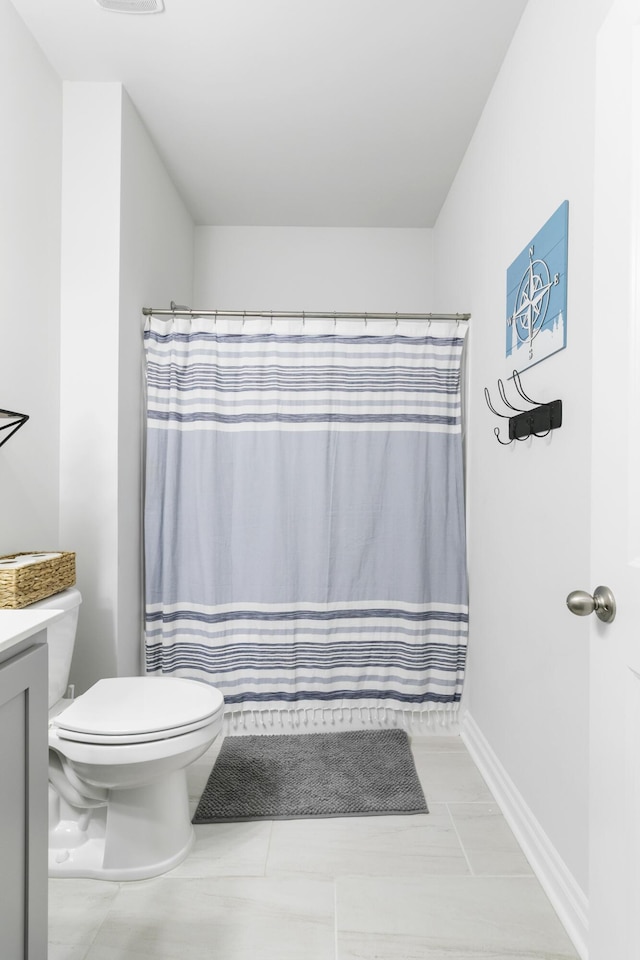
[0,608,65,659]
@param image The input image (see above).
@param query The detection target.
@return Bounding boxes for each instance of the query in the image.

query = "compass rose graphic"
[508,245,560,361]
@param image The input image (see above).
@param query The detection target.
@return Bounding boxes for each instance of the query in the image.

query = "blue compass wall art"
[506,200,568,374]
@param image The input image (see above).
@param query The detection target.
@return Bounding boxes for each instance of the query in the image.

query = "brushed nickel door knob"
[566,586,616,623]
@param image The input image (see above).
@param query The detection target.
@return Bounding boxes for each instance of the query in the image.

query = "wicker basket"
[0,552,76,609]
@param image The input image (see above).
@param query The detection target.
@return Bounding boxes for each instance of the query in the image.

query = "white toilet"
[31,587,225,881]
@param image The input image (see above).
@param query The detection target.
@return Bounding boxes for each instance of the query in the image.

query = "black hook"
[493,426,514,445]
[484,386,511,419]
[511,369,544,407]
[498,378,526,413]
[484,372,562,445]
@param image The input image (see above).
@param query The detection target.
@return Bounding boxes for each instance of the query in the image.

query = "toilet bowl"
[29,588,225,881]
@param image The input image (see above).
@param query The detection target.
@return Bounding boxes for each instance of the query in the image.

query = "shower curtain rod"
[142,304,470,323]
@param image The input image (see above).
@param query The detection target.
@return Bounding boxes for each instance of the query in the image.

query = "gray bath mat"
[192,728,428,823]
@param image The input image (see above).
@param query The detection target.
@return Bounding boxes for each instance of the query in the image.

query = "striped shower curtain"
[143,316,468,725]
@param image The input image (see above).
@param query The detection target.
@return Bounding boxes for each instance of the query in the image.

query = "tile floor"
[48,735,579,960]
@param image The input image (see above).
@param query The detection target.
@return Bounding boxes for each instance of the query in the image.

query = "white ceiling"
[11,0,528,227]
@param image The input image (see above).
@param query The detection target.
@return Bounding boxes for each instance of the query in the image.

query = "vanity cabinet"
[0,635,48,960]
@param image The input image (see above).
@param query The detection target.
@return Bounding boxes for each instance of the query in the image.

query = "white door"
[587,2,640,957]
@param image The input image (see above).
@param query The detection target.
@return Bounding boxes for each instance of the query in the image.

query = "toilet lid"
[52,677,224,744]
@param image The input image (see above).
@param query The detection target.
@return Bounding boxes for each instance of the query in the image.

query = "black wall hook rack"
[0,409,29,449]
[484,371,562,445]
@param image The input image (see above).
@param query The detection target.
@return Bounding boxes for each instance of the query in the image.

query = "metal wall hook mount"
[485,371,562,444]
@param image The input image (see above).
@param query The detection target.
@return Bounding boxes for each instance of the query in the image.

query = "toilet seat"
[52,676,224,745]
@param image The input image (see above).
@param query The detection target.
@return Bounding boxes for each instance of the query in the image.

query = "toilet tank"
[28,587,82,709]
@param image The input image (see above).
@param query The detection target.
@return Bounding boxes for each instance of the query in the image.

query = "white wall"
[434,0,601,909]
[194,227,434,311]
[117,91,195,677]
[59,83,194,691]
[0,0,61,554]
[59,83,122,683]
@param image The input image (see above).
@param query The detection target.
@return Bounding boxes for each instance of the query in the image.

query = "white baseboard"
[460,711,589,960]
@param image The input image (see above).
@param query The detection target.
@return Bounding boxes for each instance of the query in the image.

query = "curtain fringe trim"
[221,704,460,737]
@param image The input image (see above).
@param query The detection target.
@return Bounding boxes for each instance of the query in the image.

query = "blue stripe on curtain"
[143,316,468,718]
